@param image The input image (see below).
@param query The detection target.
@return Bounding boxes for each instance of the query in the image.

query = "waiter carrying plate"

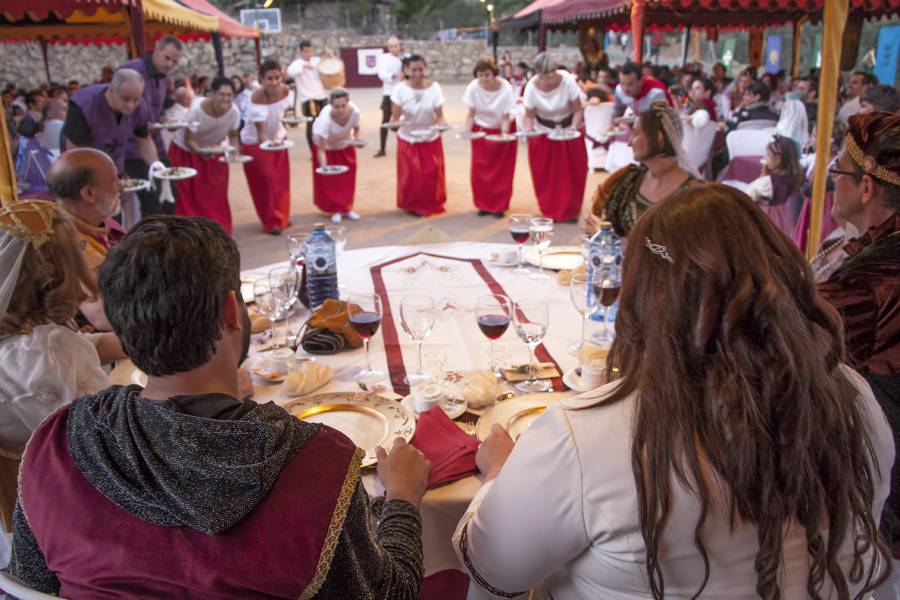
[311,88,363,223]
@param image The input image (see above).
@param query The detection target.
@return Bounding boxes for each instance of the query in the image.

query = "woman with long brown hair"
[454,184,894,599]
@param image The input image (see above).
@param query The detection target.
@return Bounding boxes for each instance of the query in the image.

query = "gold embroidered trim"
[845,134,900,186]
[0,200,57,249]
[298,445,364,600]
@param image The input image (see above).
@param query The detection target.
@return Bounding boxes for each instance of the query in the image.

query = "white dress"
[173,102,240,151]
[522,72,581,132]
[462,79,515,130]
[239,92,294,145]
[0,324,109,450]
[454,369,893,599]
[390,82,445,144]
[311,102,362,150]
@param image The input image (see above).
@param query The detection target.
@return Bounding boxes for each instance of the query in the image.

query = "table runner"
[371,252,565,396]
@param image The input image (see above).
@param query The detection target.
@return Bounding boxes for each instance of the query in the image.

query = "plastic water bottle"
[304,224,339,310]
[587,221,622,324]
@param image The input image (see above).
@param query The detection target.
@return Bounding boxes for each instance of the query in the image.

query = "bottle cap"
[313,223,325,231]
[599,220,613,228]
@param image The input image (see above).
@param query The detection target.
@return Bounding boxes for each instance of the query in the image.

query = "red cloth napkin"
[412,407,479,488]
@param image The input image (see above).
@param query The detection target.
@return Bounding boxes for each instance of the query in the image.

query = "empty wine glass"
[475,293,512,378]
[568,271,595,355]
[528,217,553,280]
[508,214,532,274]
[253,279,280,348]
[400,295,436,386]
[285,232,308,266]
[268,265,299,337]
[592,263,621,344]
[512,299,550,393]
[346,291,385,384]
[325,225,347,254]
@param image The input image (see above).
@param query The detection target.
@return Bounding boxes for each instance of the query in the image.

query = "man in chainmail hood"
[9,215,431,599]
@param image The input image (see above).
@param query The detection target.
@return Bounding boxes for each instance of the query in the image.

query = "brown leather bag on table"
[300,298,364,355]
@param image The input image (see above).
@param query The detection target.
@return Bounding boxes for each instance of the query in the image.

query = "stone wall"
[0,26,583,89]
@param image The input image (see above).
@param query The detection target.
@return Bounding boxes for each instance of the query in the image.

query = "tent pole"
[39,37,51,84]
[212,32,225,78]
[631,0,645,63]
[538,22,547,51]
[254,37,261,69]
[807,0,848,260]
[126,0,147,59]
[791,16,807,78]
[0,113,17,207]
[681,27,691,66]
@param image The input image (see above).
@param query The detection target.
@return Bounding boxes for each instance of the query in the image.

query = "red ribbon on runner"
[370,252,566,397]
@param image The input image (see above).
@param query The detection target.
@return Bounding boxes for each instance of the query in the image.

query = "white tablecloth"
[112,241,593,577]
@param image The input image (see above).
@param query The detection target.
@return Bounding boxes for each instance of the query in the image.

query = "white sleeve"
[690,109,710,129]
[247,102,268,123]
[646,87,668,104]
[431,82,445,108]
[462,81,475,109]
[499,80,515,115]
[377,54,392,84]
[565,74,581,102]
[452,405,590,596]
[390,84,405,106]
[351,106,362,127]
[522,80,537,110]
[228,106,241,132]
[286,59,302,79]
[747,174,773,202]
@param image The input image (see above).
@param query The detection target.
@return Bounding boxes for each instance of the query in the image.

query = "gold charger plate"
[526,246,584,271]
[474,392,568,441]
[284,392,416,467]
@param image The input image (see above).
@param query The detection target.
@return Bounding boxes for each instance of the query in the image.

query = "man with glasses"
[819,111,900,555]
[168,77,242,235]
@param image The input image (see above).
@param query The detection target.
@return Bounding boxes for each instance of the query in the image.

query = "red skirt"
[470,123,517,213]
[169,144,232,235]
[241,143,291,233]
[397,137,446,216]
[312,144,356,214]
[527,134,588,222]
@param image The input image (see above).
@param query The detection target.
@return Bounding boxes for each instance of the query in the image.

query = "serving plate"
[284,392,416,467]
[219,154,253,164]
[548,129,581,142]
[315,164,350,175]
[457,131,487,140]
[526,246,584,271]
[260,140,295,151]
[153,167,197,181]
[282,115,312,125]
[120,178,150,192]
[475,392,568,441]
[485,133,516,143]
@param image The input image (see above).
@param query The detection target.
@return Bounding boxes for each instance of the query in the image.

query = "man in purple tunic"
[119,35,183,215]
[62,68,156,178]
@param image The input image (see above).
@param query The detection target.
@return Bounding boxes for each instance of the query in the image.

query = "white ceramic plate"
[475,392,568,441]
[284,392,416,467]
[409,129,434,137]
[434,123,455,132]
[548,129,582,142]
[485,134,517,143]
[246,355,287,384]
[199,145,234,155]
[219,155,254,164]
[515,130,545,139]
[457,131,487,140]
[346,138,367,147]
[486,253,518,268]
[315,164,350,176]
[153,167,197,181]
[152,121,188,131]
[120,178,150,193]
[260,140,296,151]
[400,394,467,420]
[526,246,584,271]
[382,122,402,130]
[282,116,312,125]
[562,367,595,393]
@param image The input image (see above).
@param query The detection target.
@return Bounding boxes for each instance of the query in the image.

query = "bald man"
[375,36,404,157]
[47,148,126,271]
[62,69,156,177]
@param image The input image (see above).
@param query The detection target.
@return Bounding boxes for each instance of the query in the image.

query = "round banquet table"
[110,241,593,590]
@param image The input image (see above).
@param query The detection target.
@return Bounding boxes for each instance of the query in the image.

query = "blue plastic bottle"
[304,224,339,309]
[587,221,622,323]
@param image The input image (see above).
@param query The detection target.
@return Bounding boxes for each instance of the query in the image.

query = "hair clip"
[645,237,673,264]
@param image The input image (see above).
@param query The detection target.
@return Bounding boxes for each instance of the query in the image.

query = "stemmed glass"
[253,279,280,348]
[268,266,299,341]
[593,263,621,343]
[400,295,436,386]
[568,272,594,355]
[508,214,532,274]
[346,291,386,384]
[286,233,308,267]
[528,217,553,280]
[475,293,512,377]
[512,299,550,393]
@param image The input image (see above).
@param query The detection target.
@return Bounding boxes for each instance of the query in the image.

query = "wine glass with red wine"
[346,292,386,384]
[508,214,532,274]
[475,294,512,377]
[592,264,621,343]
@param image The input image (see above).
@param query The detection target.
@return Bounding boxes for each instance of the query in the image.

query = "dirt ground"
[228,83,609,270]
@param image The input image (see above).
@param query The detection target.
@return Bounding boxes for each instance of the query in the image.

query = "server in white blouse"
[240,60,294,235]
[463,59,516,217]
[311,88,362,223]
[375,36,404,158]
[0,200,109,454]
[454,185,894,599]
[169,77,241,235]
[389,54,447,216]
[523,53,587,222]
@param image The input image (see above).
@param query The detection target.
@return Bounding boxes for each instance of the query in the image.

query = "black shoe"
[564,218,579,224]
[493,212,505,218]
[477,210,490,217]
[374,150,386,158]
[407,211,423,218]
[268,227,282,236]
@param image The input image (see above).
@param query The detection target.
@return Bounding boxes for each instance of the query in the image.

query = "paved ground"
[227,83,609,270]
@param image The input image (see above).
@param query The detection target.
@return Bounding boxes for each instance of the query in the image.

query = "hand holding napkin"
[411,406,479,488]
[148,161,175,205]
